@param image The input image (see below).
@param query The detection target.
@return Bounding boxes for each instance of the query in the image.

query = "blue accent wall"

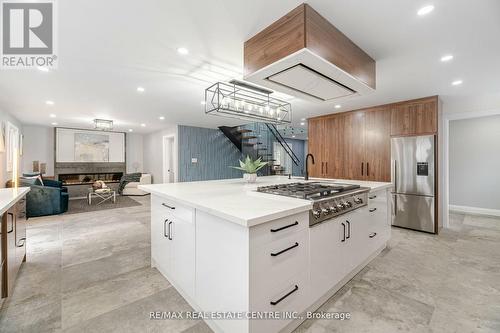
[285,138,306,177]
[178,125,242,182]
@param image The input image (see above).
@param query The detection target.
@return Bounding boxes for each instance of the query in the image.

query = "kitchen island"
[139,176,391,333]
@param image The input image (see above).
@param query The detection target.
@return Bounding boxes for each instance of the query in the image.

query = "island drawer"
[152,195,194,222]
[250,229,308,298]
[250,211,309,247]
[250,270,309,333]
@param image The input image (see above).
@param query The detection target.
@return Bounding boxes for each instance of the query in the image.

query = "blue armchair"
[20,174,69,218]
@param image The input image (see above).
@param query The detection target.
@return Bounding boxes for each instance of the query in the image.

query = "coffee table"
[88,188,116,205]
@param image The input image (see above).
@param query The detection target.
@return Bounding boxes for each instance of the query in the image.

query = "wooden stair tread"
[241,136,258,140]
[235,129,253,134]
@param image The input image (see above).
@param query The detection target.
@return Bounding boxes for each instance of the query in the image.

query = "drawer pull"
[270,221,299,233]
[369,195,377,200]
[163,219,169,238]
[369,208,377,212]
[270,242,299,257]
[369,232,377,238]
[161,203,176,210]
[270,285,299,306]
[17,237,26,247]
[341,223,346,242]
[346,221,351,239]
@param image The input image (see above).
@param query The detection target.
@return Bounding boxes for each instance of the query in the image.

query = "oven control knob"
[337,204,344,210]
[321,208,330,216]
[312,209,321,219]
[354,197,363,204]
[346,201,353,208]
[329,205,338,213]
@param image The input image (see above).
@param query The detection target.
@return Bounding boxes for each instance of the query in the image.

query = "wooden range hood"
[244,4,376,102]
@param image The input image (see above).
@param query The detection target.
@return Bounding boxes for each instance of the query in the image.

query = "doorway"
[163,135,175,183]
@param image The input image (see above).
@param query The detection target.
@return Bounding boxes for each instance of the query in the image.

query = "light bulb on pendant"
[269,108,274,116]
[265,105,270,112]
[259,107,264,113]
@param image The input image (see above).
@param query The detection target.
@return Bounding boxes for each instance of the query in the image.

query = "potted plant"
[231,155,269,183]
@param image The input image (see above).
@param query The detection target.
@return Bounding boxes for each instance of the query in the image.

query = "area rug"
[65,196,142,214]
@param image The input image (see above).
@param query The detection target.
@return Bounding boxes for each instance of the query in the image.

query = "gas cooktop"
[257,182,370,227]
[256,182,361,200]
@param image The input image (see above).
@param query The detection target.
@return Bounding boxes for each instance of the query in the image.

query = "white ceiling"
[1,0,499,134]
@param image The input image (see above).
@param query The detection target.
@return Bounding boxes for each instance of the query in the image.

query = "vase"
[243,173,257,183]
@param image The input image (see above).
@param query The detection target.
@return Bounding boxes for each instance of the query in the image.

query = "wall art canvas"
[74,133,109,162]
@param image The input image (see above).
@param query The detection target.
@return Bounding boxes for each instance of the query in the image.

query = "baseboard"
[449,205,500,217]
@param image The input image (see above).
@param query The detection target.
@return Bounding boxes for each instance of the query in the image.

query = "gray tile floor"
[1,197,499,332]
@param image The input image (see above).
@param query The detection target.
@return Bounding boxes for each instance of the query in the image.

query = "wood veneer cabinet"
[390,96,438,136]
[308,96,438,182]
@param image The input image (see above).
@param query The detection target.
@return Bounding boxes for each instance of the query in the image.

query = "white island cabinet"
[140,176,391,333]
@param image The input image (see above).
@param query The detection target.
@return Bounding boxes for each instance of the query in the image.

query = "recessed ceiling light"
[137,87,145,93]
[177,47,189,55]
[300,122,305,126]
[140,123,146,127]
[46,100,54,105]
[452,80,463,86]
[300,118,306,121]
[417,5,434,16]
[51,122,58,126]
[200,101,206,105]
[37,66,49,72]
[49,113,56,118]
[440,54,454,62]
[292,135,296,138]
[128,129,133,132]
[334,104,341,109]
[159,116,165,120]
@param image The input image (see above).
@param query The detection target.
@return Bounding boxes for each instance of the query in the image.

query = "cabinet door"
[343,111,366,180]
[391,104,415,136]
[310,219,345,300]
[151,197,173,275]
[341,210,372,274]
[307,118,325,177]
[324,115,345,179]
[365,108,391,181]
[170,217,195,298]
[415,99,437,134]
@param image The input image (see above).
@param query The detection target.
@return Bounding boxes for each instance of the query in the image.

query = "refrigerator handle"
[394,195,397,216]
[394,160,397,190]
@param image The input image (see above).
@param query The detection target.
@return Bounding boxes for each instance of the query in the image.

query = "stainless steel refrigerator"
[391,135,436,233]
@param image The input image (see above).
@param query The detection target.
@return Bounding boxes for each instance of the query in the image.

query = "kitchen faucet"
[304,153,315,181]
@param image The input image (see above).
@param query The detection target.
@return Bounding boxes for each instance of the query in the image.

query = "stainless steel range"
[256,182,370,226]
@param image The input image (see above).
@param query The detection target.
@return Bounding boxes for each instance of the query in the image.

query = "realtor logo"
[1,0,57,69]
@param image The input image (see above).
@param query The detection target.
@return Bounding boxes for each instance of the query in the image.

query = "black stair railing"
[265,123,300,166]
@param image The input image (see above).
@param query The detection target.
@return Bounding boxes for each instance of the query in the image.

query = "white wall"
[22,125,55,176]
[0,109,23,187]
[449,115,500,211]
[126,133,144,173]
[143,125,178,184]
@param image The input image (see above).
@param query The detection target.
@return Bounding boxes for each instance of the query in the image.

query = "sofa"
[122,174,152,196]
[19,173,69,218]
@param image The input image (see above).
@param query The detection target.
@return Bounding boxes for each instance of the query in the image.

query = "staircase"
[218,123,300,176]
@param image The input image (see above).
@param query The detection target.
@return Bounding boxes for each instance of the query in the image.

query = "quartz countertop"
[139,176,391,227]
[0,187,30,216]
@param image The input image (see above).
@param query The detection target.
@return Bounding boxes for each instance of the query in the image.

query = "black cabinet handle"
[346,221,351,239]
[168,221,173,240]
[270,221,299,233]
[17,237,26,247]
[367,162,370,177]
[341,223,346,242]
[7,212,14,233]
[162,203,175,210]
[321,162,324,174]
[270,242,299,257]
[369,195,377,200]
[270,285,299,306]
[163,219,172,238]
[369,232,377,238]
[361,162,364,176]
[369,208,377,212]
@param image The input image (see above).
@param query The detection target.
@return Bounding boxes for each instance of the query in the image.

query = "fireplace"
[58,172,123,185]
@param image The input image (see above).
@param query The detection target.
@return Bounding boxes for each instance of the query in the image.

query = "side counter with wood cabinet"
[308,95,440,182]
[1,187,30,308]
